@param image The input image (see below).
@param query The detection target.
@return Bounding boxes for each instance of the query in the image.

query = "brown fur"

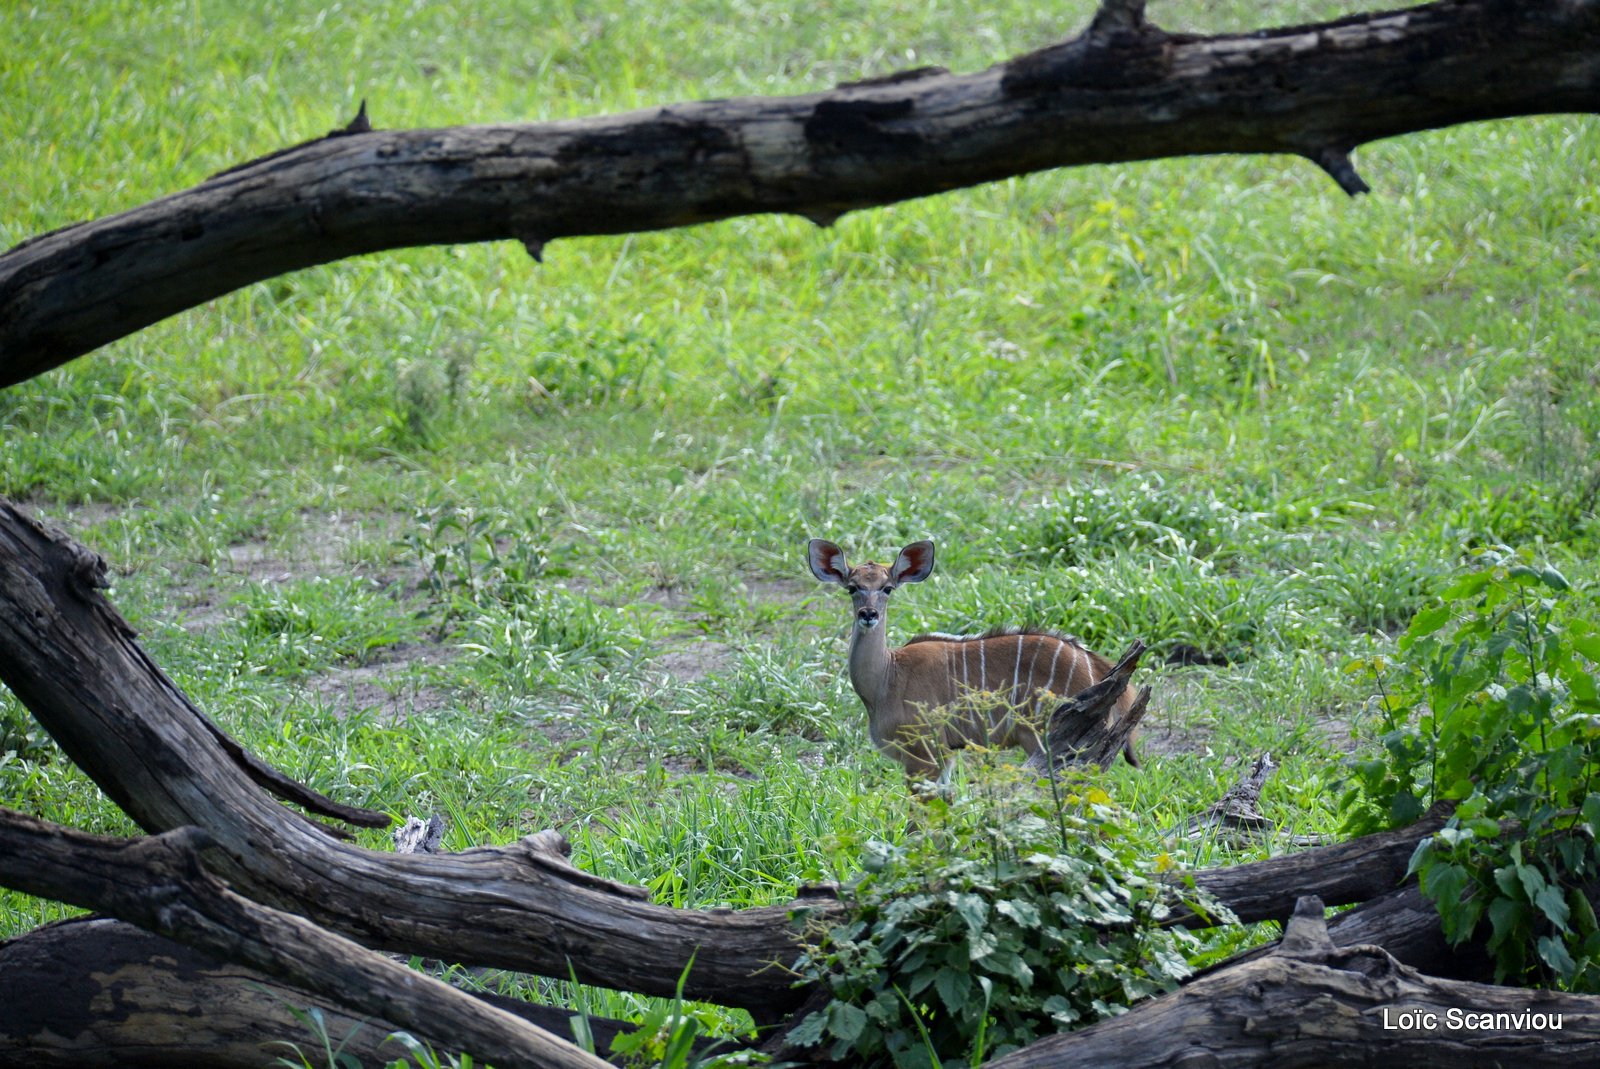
[807,538,1139,782]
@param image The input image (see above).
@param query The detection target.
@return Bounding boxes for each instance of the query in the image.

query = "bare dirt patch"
[300,642,459,723]
[650,640,736,684]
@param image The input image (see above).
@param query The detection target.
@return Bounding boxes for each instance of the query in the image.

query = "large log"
[0,918,670,1069]
[3,0,1599,388]
[986,896,1600,1069]
[0,809,609,1069]
[0,499,815,1012]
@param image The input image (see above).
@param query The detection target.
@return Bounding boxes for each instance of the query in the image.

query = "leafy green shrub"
[1342,545,1600,986]
[792,776,1215,1067]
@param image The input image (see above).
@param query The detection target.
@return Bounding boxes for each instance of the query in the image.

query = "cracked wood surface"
[986,896,1600,1068]
[0,811,610,1069]
[3,0,1598,388]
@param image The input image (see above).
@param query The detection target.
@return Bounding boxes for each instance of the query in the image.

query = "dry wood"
[986,895,1600,1069]
[0,500,814,1011]
[1174,753,1279,841]
[3,0,1599,387]
[0,917,671,1069]
[0,807,610,1069]
[1034,640,1150,770]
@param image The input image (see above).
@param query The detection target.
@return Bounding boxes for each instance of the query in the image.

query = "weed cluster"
[1344,546,1600,986]
[793,772,1216,1067]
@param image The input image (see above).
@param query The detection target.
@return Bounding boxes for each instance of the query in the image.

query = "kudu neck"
[847,617,894,705]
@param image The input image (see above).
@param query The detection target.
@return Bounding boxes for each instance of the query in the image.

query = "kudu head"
[807,539,935,633]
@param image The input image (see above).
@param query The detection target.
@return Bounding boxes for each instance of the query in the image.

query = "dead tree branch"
[0,500,814,1012]
[1034,640,1150,769]
[986,896,1600,1068]
[3,0,1598,387]
[0,917,673,1069]
[0,808,610,1069]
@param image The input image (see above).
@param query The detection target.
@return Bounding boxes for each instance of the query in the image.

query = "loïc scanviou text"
[1380,1006,1563,1031]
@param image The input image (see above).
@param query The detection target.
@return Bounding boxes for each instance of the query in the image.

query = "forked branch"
[0,808,608,1069]
[3,0,1598,387]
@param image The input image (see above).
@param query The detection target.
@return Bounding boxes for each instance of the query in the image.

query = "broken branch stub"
[0,807,610,1069]
[4,1,1599,388]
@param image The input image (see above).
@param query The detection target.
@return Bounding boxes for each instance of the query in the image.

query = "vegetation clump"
[793,775,1218,1067]
[1344,546,1600,987]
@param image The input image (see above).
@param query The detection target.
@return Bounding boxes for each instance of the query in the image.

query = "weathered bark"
[986,896,1600,1069]
[0,499,815,1012]
[1176,753,1282,841]
[0,917,711,1068]
[0,809,609,1069]
[1035,640,1151,769]
[4,0,1599,388]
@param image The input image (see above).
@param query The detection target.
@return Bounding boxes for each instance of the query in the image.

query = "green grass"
[4,0,1600,1055]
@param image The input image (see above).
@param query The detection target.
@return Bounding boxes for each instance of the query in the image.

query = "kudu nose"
[857,607,880,625]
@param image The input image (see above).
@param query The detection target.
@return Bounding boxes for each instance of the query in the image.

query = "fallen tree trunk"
[0,917,674,1069]
[0,499,815,1012]
[986,896,1600,1069]
[4,0,1599,388]
[0,808,610,1069]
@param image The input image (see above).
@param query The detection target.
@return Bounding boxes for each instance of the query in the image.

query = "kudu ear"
[890,540,935,585]
[807,539,851,585]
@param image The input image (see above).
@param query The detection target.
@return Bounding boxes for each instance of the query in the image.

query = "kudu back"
[808,538,1140,781]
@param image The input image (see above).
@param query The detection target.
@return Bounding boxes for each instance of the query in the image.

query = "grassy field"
[3,0,1599,1053]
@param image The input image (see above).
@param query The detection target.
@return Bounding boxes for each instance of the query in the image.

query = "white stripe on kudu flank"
[1066,644,1084,694]
[978,641,987,691]
[1043,640,1063,695]
[1011,637,1024,702]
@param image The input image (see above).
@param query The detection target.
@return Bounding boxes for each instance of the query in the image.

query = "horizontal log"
[0,809,608,1069]
[989,896,1600,1069]
[0,918,687,1068]
[3,0,1599,387]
